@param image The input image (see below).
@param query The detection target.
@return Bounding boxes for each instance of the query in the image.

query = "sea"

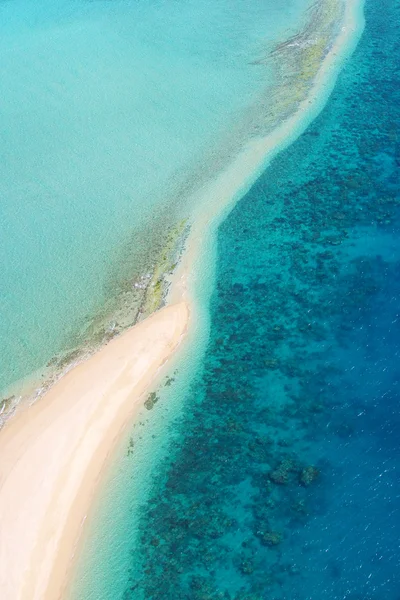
[1,0,399,598]
[0,0,311,400]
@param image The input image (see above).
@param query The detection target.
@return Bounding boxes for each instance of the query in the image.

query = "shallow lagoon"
[0,0,310,395]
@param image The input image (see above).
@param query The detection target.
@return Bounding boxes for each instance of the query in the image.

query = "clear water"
[70,0,400,597]
[0,0,310,396]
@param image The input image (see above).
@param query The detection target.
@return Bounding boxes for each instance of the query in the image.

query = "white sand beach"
[0,302,189,600]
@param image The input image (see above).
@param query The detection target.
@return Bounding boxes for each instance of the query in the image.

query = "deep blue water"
[121,0,400,597]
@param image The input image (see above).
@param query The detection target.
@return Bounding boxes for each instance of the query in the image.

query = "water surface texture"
[0,0,310,395]
[70,0,400,597]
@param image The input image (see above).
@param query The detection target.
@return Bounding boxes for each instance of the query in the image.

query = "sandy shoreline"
[171,0,365,309]
[0,302,189,600]
[0,0,365,598]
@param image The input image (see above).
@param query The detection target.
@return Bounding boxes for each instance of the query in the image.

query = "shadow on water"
[123,0,400,597]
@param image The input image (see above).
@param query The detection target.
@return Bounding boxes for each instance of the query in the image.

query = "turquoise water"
[0,0,311,397]
[69,0,400,597]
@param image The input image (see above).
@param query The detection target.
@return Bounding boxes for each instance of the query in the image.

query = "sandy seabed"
[0,302,188,600]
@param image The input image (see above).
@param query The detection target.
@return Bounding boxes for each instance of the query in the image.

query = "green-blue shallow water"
[0,0,311,397]
[68,0,400,597]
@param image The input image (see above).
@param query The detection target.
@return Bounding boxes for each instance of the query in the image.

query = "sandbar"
[0,302,189,600]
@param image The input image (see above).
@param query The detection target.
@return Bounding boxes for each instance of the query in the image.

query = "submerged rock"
[144,392,159,410]
[269,458,297,485]
[257,530,283,547]
[299,465,319,486]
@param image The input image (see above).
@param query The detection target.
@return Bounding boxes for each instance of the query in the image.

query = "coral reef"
[144,392,159,411]
[118,0,400,597]
[299,466,320,487]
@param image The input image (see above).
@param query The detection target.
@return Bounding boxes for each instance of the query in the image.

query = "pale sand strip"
[170,0,365,311]
[0,302,189,600]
